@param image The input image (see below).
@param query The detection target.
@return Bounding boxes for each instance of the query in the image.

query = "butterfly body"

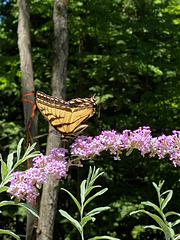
[36,91,96,140]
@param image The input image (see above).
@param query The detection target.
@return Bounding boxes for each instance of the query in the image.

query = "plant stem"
[80,205,84,240]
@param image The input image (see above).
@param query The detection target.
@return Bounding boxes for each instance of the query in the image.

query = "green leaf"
[13,159,27,169]
[144,225,162,231]
[61,188,81,212]
[2,173,13,186]
[141,201,161,214]
[0,200,16,207]
[0,201,39,218]
[84,188,108,207]
[13,152,39,169]
[169,227,175,238]
[0,186,8,193]
[130,209,171,240]
[161,190,173,210]
[88,167,104,188]
[91,171,104,185]
[130,210,140,215]
[171,219,180,228]
[88,236,120,240]
[0,158,7,182]
[80,180,86,205]
[81,216,94,227]
[153,181,164,192]
[85,185,101,198]
[22,142,37,159]
[24,152,40,160]
[18,203,39,218]
[59,209,82,234]
[7,152,15,172]
[152,182,158,189]
[165,211,180,218]
[0,200,16,208]
[0,229,20,239]
[86,166,93,186]
[17,138,24,161]
[86,207,110,217]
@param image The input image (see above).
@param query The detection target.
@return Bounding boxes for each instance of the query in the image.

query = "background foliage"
[0,0,180,239]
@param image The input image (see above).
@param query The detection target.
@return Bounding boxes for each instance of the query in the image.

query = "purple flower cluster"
[70,127,152,160]
[70,127,180,167]
[7,126,180,202]
[151,130,180,167]
[8,148,67,202]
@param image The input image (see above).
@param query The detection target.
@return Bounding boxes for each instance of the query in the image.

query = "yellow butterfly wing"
[36,91,96,140]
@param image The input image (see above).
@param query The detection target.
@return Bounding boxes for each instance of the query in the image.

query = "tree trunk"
[37,0,68,239]
[17,0,40,239]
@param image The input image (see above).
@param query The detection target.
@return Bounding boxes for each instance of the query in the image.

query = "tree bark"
[37,0,68,239]
[17,0,40,239]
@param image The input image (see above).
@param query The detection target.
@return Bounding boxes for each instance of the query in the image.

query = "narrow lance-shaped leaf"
[88,167,103,189]
[7,152,15,172]
[0,186,8,193]
[152,181,158,190]
[161,190,173,210]
[59,209,82,235]
[13,151,39,169]
[0,229,20,240]
[141,201,161,214]
[130,210,171,240]
[81,216,95,227]
[61,188,81,212]
[143,225,162,231]
[86,206,111,217]
[86,166,93,187]
[16,138,24,161]
[22,142,37,159]
[0,201,39,218]
[0,157,7,182]
[18,203,39,218]
[1,173,13,187]
[165,211,180,218]
[88,236,120,240]
[0,201,17,207]
[171,219,180,228]
[90,171,104,188]
[84,188,108,208]
[153,181,164,207]
[85,185,101,198]
[80,180,86,205]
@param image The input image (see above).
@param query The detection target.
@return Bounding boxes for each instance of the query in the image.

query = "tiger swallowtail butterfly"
[36,91,96,141]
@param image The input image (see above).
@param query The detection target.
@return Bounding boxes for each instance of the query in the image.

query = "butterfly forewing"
[69,96,96,109]
[36,91,96,140]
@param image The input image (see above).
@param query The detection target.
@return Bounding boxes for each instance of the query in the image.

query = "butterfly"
[36,91,96,141]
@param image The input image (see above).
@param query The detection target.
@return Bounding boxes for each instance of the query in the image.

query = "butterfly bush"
[8,148,67,202]
[8,126,180,203]
[71,126,180,167]
[70,127,152,160]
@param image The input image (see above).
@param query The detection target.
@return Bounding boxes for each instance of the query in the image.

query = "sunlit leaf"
[0,229,20,240]
[7,152,15,172]
[59,209,82,234]
[61,188,81,212]
[0,157,7,182]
